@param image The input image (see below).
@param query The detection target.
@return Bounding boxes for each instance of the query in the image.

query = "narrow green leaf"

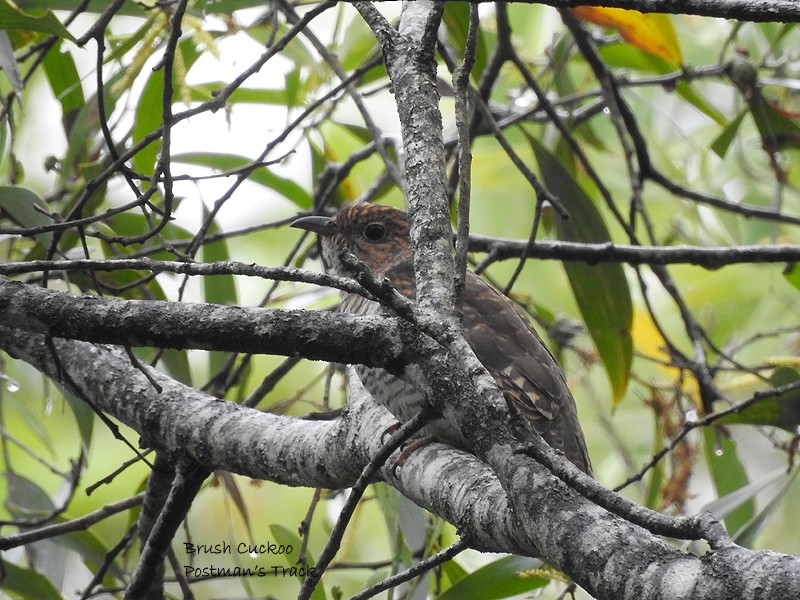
[338,13,380,72]
[269,524,327,600]
[56,526,123,581]
[0,186,50,228]
[716,367,800,431]
[202,206,236,377]
[131,69,163,177]
[747,91,800,152]
[172,152,312,208]
[711,109,747,158]
[439,557,468,589]
[43,40,85,134]
[6,471,56,519]
[434,555,548,600]
[528,137,633,401]
[733,467,799,548]
[703,466,785,521]
[703,427,754,534]
[442,2,487,82]
[643,416,666,509]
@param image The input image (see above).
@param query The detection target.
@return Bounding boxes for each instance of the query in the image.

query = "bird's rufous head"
[292,203,412,276]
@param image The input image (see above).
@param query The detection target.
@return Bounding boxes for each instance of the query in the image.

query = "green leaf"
[785,263,800,293]
[64,390,94,451]
[269,524,327,600]
[0,0,75,41]
[643,416,666,509]
[131,68,164,177]
[201,205,237,377]
[42,40,84,134]
[442,2,487,82]
[57,525,123,581]
[703,427,754,535]
[338,13,380,72]
[528,136,633,401]
[172,152,312,208]
[0,185,53,249]
[0,30,21,96]
[5,471,56,519]
[715,367,800,431]
[434,555,548,600]
[711,109,748,158]
[0,561,64,600]
[747,92,800,152]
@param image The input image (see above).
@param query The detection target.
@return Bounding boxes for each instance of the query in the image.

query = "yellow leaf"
[631,308,699,409]
[572,7,682,64]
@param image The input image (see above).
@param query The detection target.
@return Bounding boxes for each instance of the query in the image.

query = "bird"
[292,202,592,474]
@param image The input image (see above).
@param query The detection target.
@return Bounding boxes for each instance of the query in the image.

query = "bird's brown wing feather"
[462,272,591,473]
[381,262,591,474]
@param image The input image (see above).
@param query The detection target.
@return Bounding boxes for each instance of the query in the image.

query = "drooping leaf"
[572,7,682,64]
[201,204,237,378]
[435,555,548,600]
[338,9,381,72]
[5,471,56,518]
[64,390,94,451]
[703,427,754,535]
[711,109,748,158]
[528,136,633,402]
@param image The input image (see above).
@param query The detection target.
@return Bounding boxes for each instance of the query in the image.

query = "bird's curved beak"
[291,215,338,236]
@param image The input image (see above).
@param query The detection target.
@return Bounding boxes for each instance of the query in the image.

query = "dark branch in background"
[467,238,800,267]
[455,0,800,23]
[561,10,722,414]
[452,2,479,314]
[125,458,209,600]
[0,494,143,551]
[350,539,470,600]
[298,412,429,600]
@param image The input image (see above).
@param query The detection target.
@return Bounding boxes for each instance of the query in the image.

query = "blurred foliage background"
[1,1,799,599]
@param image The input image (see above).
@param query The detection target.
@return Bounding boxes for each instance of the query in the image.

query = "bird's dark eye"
[363,222,387,242]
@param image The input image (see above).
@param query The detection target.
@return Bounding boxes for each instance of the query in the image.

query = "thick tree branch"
[1,324,799,599]
[0,279,403,368]
[354,1,457,320]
